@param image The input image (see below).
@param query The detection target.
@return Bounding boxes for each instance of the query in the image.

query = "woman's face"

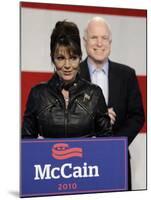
[54,46,80,83]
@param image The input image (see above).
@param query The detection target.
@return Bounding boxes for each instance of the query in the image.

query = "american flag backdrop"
[20,2,147,190]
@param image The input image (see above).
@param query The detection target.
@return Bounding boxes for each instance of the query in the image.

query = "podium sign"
[20,137,128,197]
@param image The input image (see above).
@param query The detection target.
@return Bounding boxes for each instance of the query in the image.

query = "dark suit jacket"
[80,59,145,145]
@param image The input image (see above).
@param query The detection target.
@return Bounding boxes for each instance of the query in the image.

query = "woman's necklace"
[65,97,69,105]
[62,89,69,108]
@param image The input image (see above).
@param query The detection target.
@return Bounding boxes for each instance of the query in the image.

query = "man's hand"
[108,107,116,125]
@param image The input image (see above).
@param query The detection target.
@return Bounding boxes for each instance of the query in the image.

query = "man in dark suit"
[80,16,145,190]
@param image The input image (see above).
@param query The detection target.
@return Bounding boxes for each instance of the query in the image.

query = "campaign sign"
[20,137,128,197]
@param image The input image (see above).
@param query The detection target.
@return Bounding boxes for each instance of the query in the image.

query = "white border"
[0,0,150,200]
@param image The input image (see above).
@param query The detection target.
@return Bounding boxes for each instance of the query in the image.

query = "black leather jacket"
[22,74,112,138]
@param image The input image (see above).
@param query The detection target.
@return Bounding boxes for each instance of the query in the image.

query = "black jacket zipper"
[37,104,55,118]
[64,109,68,137]
[76,99,94,119]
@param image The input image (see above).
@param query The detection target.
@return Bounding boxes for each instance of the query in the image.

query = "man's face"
[84,21,112,66]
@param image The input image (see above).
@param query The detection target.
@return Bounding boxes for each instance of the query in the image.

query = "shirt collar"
[87,57,109,76]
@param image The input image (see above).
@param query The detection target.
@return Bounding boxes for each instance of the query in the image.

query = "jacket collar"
[48,72,85,96]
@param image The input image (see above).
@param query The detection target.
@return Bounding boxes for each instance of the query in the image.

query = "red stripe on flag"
[21,72,147,133]
[21,72,52,119]
[20,2,147,17]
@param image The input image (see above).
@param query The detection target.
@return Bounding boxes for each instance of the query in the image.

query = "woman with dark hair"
[22,21,113,139]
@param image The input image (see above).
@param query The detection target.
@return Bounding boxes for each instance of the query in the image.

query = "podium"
[20,137,128,197]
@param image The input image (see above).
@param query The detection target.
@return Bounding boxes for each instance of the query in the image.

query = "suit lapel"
[80,59,91,82]
[108,61,119,107]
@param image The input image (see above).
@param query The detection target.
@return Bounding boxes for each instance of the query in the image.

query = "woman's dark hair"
[50,20,82,63]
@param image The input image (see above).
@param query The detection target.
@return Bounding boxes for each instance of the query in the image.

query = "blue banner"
[20,137,128,197]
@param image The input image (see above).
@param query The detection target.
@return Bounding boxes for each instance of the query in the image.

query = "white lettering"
[61,163,72,178]
[73,166,82,178]
[51,167,60,179]
[82,162,88,177]
[34,162,100,180]
[34,164,51,180]
[88,165,99,177]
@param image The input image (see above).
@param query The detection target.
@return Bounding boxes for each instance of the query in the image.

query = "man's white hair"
[84,16,112,41]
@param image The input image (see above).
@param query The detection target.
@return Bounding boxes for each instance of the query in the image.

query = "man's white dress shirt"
[87,58,109,105]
